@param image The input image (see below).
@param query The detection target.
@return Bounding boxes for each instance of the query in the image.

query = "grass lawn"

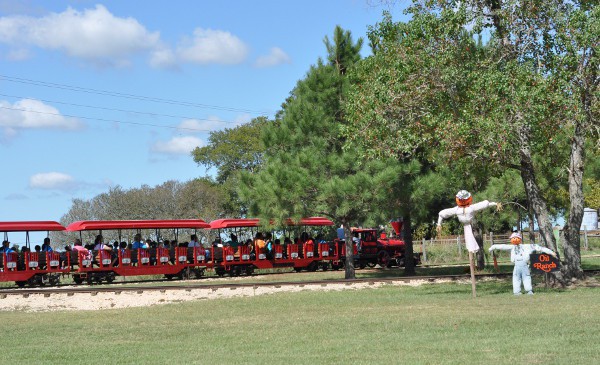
[1,278,598,365]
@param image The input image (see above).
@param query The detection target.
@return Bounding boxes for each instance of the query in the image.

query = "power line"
[0,106,221,132]
[0,74,273,115]
[0,93,241,126]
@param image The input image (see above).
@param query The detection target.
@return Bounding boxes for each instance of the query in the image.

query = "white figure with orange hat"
[436,190,501,253]
[489,232,557,295]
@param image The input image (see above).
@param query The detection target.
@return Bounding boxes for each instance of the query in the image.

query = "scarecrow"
[436,190,501,253]
[489,232,557,295]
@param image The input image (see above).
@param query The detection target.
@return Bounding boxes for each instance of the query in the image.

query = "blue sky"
[0,0,410,233]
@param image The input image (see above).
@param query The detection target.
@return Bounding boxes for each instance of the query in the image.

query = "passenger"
[283,237,292,258]
[188,234,201,247]
[34,245,41,253]
[201,236,213,260]
[41,237,53,252]
[93,235,111,251]
[352,232,361,252]
[72,239,91,266]
[246,239,255,260]
[254,232,266,257]
[146,239,154,248]
[265,232,273,259]
[64,245,72,252]
[72,239,87,252]
[229,234,239,250]
[1,240,14,253]
[132,233,147,249]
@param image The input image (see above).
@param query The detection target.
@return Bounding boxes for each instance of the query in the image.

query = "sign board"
[530,253,561,274]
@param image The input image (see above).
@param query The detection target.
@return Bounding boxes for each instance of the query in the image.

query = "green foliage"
[241,27,399,229]
[192,116,272,183]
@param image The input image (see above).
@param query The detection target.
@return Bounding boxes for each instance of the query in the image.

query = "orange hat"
[510,232,522,245]
[455,190,472,207]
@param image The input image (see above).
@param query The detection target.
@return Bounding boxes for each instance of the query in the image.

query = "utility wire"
[0,106,217,132]
[0,74,272,115]
[0,93,242,125]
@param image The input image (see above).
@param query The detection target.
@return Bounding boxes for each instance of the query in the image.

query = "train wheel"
[366,262,376,268]
[377,251,391,268]
[215,267,226,277]
[294,267,303,272]
[322,263,329,271]
[245,266,254,276]
[73,275,83,285]
[49,275,60,286]
[165,274,174,280]
[308,262,318,272]
[15,281,26,288]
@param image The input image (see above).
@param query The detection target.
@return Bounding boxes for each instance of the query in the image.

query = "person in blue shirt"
[132,233,147,249]
[1,240,14,253]
[41,237,53,252]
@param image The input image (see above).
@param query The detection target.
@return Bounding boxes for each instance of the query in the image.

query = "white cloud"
[149,45,178,69]
[232,113,252,126]
[0,99,83,134]
[177,28,248,65]
[254,47,291,68]
[151,136,204,155]
[177,117,225,132]
[0,5,160,67]
[29,172,76,190]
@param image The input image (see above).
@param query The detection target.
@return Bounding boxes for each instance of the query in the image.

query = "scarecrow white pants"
[513,261,533,295]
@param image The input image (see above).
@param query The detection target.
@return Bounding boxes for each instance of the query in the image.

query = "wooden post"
[584,226,589,251]
[468,251,477,298]
[421,238,427,263]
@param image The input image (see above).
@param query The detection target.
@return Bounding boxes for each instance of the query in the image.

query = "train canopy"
[0,221,66,232]
[210,217,334,229]
[66,219,210,231]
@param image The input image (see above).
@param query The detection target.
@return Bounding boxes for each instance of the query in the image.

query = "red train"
[0,218,416,287]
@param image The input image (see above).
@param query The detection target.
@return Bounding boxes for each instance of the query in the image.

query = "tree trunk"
[561,122,586,280]
[527,203,536,243]
[343,223,355,279]
[403,212,415,276]
[517,124,558,253]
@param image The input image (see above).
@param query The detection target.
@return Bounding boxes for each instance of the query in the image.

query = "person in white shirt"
[188,234,201,247]
[437,190,500,253]
[489,232,557,295]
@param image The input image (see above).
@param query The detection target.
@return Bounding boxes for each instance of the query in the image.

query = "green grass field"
[1,277,599,365]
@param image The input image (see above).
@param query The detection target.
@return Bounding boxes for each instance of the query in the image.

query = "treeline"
[56,179,226,244]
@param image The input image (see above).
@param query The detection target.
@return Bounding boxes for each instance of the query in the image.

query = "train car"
[209,217,338,276]
[0,221,68,287]
[66,219,211,284]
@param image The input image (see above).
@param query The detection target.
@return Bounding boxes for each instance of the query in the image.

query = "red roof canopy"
[285,217,334,226]
[209,218,261,229]
[210,217,334,229]
[0,221,66,232]
[66,220,210,231]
